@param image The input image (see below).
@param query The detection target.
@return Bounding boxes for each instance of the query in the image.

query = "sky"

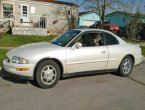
[58,0,145,13]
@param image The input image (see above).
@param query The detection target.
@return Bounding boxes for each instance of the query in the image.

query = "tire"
[35,60,60,89]
[118,56,134,77]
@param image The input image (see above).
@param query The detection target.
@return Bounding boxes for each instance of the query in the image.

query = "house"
[105,11,145,28]
[78,11,100,27]
[0,0,79,36]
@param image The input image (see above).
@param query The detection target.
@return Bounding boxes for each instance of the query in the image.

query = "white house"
[0,0,79,36]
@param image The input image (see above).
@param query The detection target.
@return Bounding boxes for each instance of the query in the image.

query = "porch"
[0,14,49,36]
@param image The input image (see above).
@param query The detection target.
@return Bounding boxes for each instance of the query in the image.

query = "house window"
[68,10,71,16]
[3,3,13,18]
[22,6,28,16]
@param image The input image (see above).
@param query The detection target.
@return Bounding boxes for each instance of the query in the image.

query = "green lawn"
[141,46,145,57]
[0,34,56,66]
[0,49,9,67]
[123,38,141,43]
[0,34,56,47]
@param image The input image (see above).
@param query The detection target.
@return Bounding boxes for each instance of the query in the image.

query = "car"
[3,29,143,89]
[89,21,120,33]
[77,25,88,29]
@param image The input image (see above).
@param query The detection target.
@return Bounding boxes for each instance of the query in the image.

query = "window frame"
[68,31,105,47]
[103,32,119,46]
[3,3,13,18]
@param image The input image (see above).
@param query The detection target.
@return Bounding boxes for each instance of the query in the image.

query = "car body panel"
[66,46,108,73]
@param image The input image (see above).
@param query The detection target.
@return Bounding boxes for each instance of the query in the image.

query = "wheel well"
[125,54,135,64]
[34,58,64,79]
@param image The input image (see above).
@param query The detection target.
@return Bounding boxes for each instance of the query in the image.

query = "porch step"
[0,20,11,34]
[0,28,9,34]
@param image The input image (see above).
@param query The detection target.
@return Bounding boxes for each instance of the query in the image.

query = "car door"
[103,32,124,70]
[66,32,109,73]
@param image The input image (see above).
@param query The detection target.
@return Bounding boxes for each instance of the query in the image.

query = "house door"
[21,4,29,26]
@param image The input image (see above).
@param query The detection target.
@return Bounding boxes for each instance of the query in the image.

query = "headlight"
[5,56,10,63]
[12,56,29,64]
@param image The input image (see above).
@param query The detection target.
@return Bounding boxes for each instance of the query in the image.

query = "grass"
[0,34,56,66]
[141,46,145,57]
[123,38,143,44]
[0,49,9,67]
[0,34,57,47]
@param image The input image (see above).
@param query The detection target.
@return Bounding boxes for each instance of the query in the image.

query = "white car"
[3,29,143,88]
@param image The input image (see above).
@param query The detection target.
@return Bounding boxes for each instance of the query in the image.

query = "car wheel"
[35,60,60,89]
[118,56,134,77]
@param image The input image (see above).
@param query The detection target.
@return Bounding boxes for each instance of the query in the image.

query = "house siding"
[105,14,131,28]
[105,12,145,28]
[0,0,79,34]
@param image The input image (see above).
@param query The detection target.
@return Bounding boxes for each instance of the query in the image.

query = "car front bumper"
[134,55,144,66]
[3,59,35,79]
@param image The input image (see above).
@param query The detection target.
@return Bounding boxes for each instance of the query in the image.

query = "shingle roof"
[35,0,79,7]
[79,11,94,16]
[106,11,145,17]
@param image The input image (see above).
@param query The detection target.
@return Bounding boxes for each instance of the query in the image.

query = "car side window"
[71,32,104,47]
[104,33,119,45]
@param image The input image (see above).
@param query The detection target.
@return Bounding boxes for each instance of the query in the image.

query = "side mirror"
[72,42,82,50]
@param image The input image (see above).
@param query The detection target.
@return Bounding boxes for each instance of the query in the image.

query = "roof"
[35,0,79,7]
[79,11,91,16]
[79,11,99,17]
[106,11,145,17]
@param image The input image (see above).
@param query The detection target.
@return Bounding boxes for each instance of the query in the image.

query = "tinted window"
[104,33,119,45]
[70,32,104,47]
[51,30,81,47]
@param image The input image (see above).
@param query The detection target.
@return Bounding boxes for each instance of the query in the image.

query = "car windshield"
[51,30,81,47]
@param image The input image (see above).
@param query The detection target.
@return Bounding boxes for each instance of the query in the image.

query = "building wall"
[105,13,145,28]
[79,13,100,26]
[0,0,79,34]
[105,14,131,28]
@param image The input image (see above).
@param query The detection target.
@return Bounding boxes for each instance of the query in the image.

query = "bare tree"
[52,6,78,34]
[120,0,143,39]
[81,0,120,28]
[126,12,142,39]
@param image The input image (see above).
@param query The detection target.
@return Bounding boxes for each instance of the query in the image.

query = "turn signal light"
[16,68,29,71]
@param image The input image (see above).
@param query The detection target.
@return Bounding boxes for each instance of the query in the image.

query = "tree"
[119,0,143,39]
[52,6,78,34]
[82,0,120,28]
[126,12,142,39]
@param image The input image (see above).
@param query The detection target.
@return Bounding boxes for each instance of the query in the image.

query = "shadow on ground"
[0,68,121,88]
[0,68,39,88]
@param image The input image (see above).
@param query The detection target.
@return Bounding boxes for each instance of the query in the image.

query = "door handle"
[101,50,107,53]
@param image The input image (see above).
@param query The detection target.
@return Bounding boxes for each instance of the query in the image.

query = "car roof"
[73,29,110,33]
[73,29,119,35]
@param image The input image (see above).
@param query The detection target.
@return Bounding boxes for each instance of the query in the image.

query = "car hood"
[7,42,63,58]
